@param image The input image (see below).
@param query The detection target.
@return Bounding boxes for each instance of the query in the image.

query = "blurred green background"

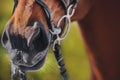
[0,0,90,80]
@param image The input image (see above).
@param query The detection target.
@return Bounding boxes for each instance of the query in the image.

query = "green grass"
[0,0,13,35]
[0,0,90,80]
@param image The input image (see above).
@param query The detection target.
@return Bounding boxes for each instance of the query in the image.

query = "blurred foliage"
[0,0,90,80]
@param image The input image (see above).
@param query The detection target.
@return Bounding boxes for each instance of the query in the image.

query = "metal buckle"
[49,27,61,35]
[50,4,76,51]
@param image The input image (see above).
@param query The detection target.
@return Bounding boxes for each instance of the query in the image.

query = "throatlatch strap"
[54,44,68,80]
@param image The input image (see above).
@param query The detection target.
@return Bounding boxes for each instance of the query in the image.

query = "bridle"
[13,0,78,80]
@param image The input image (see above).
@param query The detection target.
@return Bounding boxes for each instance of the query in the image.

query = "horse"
[1,0,120,80]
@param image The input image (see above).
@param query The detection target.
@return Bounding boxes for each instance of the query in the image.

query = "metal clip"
[49,27,61,35]
[51,4,76,51]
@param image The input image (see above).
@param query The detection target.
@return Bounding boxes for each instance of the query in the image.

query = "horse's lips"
[11,48,49,67]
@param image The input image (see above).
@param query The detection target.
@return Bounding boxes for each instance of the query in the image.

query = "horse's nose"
[1,21,42,49]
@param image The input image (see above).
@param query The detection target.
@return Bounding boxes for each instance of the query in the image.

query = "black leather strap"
[54,43,68,80]
[60,0,78,9]
[36,0,55,31]
[60,0,70,9]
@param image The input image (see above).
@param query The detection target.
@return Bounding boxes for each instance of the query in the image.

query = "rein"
[13,0,78,80]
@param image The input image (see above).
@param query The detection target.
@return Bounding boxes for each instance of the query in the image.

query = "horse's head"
[1,0,92,70]
[1,0,66,68]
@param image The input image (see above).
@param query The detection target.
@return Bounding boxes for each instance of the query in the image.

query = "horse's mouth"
[1,21,51,68]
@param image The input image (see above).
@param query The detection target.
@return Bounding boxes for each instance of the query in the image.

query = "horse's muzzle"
[1,21,51,68]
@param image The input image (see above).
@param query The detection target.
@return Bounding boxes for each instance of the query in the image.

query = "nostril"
[1,30,9,48]
[1,20,12,49]
[27,21,35,27]
[27,22,41,46]
[26,21,50,52]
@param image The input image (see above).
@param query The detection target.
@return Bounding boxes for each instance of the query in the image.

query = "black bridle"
[12,0,78,80]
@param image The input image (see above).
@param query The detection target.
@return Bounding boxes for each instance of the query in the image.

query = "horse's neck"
[72,0,94,21]
[78,0,120,79]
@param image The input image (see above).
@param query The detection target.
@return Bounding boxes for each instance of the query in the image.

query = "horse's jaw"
[1,21,51,69]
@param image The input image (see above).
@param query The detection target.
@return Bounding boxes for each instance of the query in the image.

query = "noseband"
[12,0,78,80]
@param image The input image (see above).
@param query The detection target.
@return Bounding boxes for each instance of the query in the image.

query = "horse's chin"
[2,21,51,69]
